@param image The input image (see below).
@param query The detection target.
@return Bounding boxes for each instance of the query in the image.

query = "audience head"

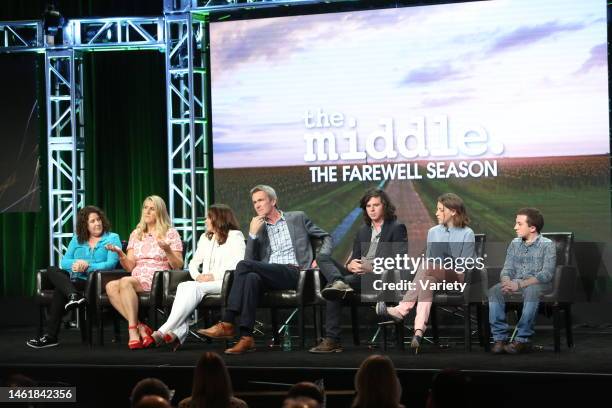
[135,395,172,408]
[515,207,544,236]
[137,195,172,239]
[130,378,172,408]
[3,373,36,387]
[287,382,324,405]
[283,397,321,408]
[359,188,397,226]
[205,204,240,245]
[250,184,278,217]
[76,205,111,242]
[191,352,233,408]
[426,368,469,408]
[436,193,469,228]
[353,354,401,408]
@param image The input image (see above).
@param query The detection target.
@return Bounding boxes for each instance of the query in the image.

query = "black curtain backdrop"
[0,49,167,296]
[0,1,163,21]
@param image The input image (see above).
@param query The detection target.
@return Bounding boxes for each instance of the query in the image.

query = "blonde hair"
[135,195,172,240]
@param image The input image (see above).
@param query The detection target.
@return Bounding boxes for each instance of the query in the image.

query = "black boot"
[64,293,86,311]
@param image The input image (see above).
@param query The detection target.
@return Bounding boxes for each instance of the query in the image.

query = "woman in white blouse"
[152,204,245,349]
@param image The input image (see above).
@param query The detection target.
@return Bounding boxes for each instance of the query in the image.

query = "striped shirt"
[266,213,298,266]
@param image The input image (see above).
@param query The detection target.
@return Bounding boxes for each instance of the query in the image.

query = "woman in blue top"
[377,193,475,353]
[26,205,121,349]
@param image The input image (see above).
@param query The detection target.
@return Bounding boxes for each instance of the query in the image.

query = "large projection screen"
[210,0,610,261]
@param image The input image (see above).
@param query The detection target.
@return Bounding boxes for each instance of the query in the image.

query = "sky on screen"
[210,0,609,168]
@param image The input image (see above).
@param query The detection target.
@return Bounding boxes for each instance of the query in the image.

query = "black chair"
[378,234,487,352]
[482,232,576,353]
[313,263,400,347]
[94,269,163,345]
[429,233,488,351]
[93,240,185,345]
[35,269,95,346]
[159,267,234,340]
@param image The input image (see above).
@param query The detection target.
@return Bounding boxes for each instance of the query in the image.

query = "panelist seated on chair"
[377,193,476,353]
[198,184,333,355]
[151,204,245,349]
[488,207,556,355]
[309,188,408,354]
[27,205,121,349]
[106,195,184,350]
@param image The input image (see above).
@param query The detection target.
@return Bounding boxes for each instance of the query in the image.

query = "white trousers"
[158,280,222,343]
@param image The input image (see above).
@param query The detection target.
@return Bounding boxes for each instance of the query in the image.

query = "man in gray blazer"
[199,184,348,354]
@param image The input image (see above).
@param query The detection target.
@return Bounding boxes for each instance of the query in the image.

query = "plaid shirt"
[266,213,299,266]
[500,235,556,283]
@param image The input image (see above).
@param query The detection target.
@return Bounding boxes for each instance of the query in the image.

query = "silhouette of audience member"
[131,378,173,408]
[286,382,324,406]
[135,395,172,408]
[178,352,248,408]
[425,368,470,408]
[283,397,321,408]
[352,355,404,408]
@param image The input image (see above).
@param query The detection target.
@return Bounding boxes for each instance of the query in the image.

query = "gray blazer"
[245,211,332,269]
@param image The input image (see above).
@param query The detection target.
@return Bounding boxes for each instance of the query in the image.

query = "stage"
[1,325,611,407]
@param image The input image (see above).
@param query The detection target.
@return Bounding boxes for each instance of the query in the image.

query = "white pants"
[158,280,222,343]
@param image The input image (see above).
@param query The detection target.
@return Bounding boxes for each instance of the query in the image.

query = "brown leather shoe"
[504,340,532,354]
[224,336,256,355]
[309,337,343,353]
[491,340,507,354]
[197,322,235,339]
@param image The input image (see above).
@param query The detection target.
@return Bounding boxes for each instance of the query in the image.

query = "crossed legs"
[105,277,147,343]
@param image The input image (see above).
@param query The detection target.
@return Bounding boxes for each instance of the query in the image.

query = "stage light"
[42,2,65,46]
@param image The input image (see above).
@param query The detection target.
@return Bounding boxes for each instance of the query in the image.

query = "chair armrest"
[36,269,51,296]
[162,270,192,303]
[221,270,235,306]
[543,265,577,303]
[296,268,315,304]
[95,270,130,297]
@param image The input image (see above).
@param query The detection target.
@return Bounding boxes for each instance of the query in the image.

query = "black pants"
[45,266,86,338]
[316,257,363,342]
[223,260,299,336]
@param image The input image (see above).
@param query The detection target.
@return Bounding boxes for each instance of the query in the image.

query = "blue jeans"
[488,282,549,343]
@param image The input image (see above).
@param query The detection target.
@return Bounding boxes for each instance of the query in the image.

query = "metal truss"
[165,12,209,259]
[0,21,43,52]
[45,50,85,265]
[64,17,164,50]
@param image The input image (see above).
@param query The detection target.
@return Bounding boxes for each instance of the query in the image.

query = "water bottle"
[282,325,292,351]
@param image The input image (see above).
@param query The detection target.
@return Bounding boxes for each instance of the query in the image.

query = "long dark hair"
[191,352,233,408]
[205,204,240,245]
[352,355,401,408]
[76,206,111,243]
[359,189,397,226]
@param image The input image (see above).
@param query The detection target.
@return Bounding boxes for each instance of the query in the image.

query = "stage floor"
[1,326,611,407]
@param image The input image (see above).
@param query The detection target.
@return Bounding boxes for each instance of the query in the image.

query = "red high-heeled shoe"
[139,323,155,348]
[163,331,181,352]
[128,325,143,350]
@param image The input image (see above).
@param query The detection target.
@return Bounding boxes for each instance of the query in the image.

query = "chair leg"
[350,305,360,346]
[79,307,87,344]
[382,324,388,351]
[98,307,104,346]
[313,305,321,343]
[464,304,471,352]
[271,308,280,346]
[430,305,439,344]
[564,304,574,348]
[553,304,561,353]
[396,321,405,351]
[38,306,45,338]
[476,304,484,347]
[299,306,305,349]
[113,316,121,343]
[480,304,490,352]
